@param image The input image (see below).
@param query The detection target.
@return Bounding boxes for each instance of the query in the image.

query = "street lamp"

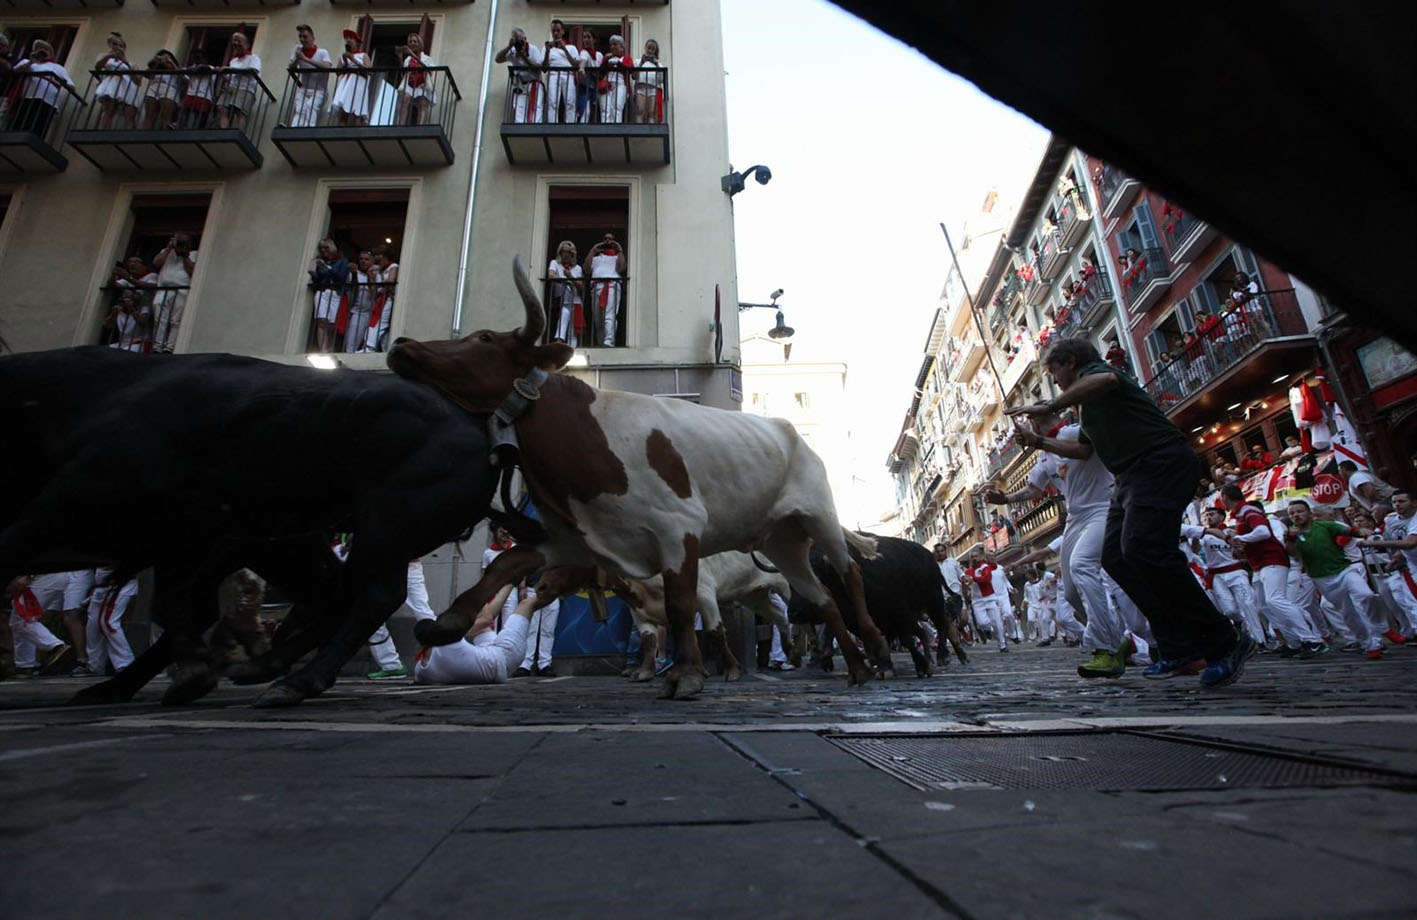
[738,288,794,340]
[721,164,772,197]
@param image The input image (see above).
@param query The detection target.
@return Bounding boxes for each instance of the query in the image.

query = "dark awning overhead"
[830,1,1417,350]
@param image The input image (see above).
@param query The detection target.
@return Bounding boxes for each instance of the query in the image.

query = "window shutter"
[418,14,435,54]
[357,16,375,55]
[621,15,632,52]
[1134,202,1161,249]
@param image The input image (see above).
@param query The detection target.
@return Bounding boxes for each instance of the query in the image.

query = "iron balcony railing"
[1098,163,1130,206]
[306,280,398,355]
[1141,289,1296,409]
[71,66,275,138]
[503,64,668,125]
[3,70,85,147]
[1120,246,1169,308]
[275,64,460,132]
[1161,204,1196,253]
[96,283,191,354]
[540,274,629,348]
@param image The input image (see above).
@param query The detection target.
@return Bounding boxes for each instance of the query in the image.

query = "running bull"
[0,346,521,706]
[391,256,892,699]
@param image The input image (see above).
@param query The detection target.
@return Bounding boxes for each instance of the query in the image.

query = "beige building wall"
[1,0,741,405]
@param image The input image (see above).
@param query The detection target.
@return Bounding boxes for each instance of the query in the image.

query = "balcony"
[1120,246,1171,313]
[538,275,630,349]
[1097,163,1140,220]
[1074,271,1116,328]
[949,337,986,382]
[1025,267,1050,305]
[304,279,397,355]
[1000,337,1036,395]
[272,66,461,168]
[500,65,670,166]
[67,68,271,171]
[1142,289,1317,432]
[1039,228,1066,278]
[1160,204,1219,265]
[1057,193,1092,249]
[986,436,1024,477]
[94,283,190,354]
[1016,495,1064,543]
[0,74,82,174]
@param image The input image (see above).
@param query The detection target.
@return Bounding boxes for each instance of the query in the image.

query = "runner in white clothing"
[414,585,536,685]
[541,19,580,124]
[990,412,1135,677]
[1185,507,1265,643]
[1363,489,1417,638]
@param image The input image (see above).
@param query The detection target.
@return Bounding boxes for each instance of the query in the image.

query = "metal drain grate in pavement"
[826,732,1404,791]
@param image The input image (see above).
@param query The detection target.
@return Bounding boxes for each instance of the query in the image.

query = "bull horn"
[512,254,545,344]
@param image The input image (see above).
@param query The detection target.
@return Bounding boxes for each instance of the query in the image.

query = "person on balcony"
[102,289,148,352]
[93,32,139,130]
[541,19,579,124]
[585,233,627,347]
[140,50,183,131]
[149,232,196,353]
[496,28,544,124]
[10,40,75,139]
[1104,337,1129,374]
[308,238,348,353]
[286,24,333,128]
[600,34,633,124]
[575,31,601,123]
[330,30,371,127]
[548,240,584,347]
[215,31,260,131]
[634,39,665,124]
[397,32,436,126]
[179,49,217,129]
[344,250,375,353]
[365,246,398,352]
[1239,443,1273,472]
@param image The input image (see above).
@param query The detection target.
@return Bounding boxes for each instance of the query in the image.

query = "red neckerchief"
[406,55,426,88]
[1044,421,1065,438]
[13,588,44,622]
[299,44,319,59]
[490,539,514,551]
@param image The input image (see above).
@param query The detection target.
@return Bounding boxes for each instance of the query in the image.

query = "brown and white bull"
[389,257,892,699]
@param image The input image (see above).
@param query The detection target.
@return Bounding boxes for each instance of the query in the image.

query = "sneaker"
[998,645,1009,653]
[1382,629,1408,646]
[70,663,100,678]
[40,644,75,676]
[10,667,38,680]
[1143,657,1207,680]
[534,666,555,677]
[1036,638,1053,647]
[653,656,674,677]
[1077,649,1125,679]
[1296,641,1330,660]
[1340,641,1361,652]
[1365,648,1383,661]
[366,667,408,680]
[956,647,969,665]
[1276,645,1302,658]
[512,667,532,678]
[1198,631,1256,688]
[768,661,796,671]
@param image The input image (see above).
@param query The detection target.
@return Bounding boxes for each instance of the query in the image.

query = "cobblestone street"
[3,643,1416,919]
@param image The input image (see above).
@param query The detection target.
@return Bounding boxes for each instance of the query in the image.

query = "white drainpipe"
[452,0,500,336]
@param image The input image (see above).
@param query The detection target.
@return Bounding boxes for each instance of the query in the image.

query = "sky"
[721,0,1049,526]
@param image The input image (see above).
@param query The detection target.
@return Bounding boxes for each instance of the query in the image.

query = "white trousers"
[1104,570,1154,645]
[414,615,529,685]
[512,82,544,123]
[518,593,560,671]
[1317,597,1357,645]
[1288,568,1327,638]
[9,614,65,668]
[1209,569,1266,643]
[1054,590,1085,639]
[1062,504,1125,653]
[590,279,621,346]
[973,596,1006,649]
[86,576,138,672]
[369,561,438,671]
[1032,597,1055,639]
[769,621,792,664]
[1382,571,1417,634]
[599,82,627,122]
[1312,565,1386,651]
[545,71,577,123]
[1254,564,1320,646]
[290,88,326,127]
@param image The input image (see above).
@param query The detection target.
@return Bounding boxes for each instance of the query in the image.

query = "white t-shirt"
[507,43,544,84]
[936,556,963,594]
[17,60,75,107]
[225,53,262,94]
[579,49,603,72]
[1382,511,1417,570]
[1023,580,1045,608]
[544,40,579,70]
[589,249,622,280]
[989,565,1013,610]
[1348,470,1392,512]
[289,46,334,69]
[548,259,583,304]
[1026,424,1114,511]
[157,249,197,287]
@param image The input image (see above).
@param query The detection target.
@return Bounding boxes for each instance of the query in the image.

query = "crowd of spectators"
[99,232,199,353]
[497,21,665,126]
[308,238,398,354]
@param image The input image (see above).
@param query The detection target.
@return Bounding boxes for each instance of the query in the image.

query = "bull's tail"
[843,528,879,561]
[750,551,781,574]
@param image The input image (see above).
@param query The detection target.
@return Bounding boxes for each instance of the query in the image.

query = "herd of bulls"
[0,257,962,707]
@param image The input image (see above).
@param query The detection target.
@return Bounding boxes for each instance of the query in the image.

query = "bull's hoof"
[878,667,896,680]
[414,618,468,647]
[723,663,743,682]
[816,655,834,672]
[253,678,321,709]
[671,672,705,700]
[657,674,678,699]
[161,664,221,706]
[788,654,802,668]
[846,664,874,687]
[226,658,287,686]
[68,681,135,706]
[631,666,656,683]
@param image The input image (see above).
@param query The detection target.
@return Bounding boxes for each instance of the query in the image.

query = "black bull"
[804,534,967,676]
[0,347,519,706]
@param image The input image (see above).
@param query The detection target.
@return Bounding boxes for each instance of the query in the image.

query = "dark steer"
[810,534,970,677]
[388,256,893,700]
[0,347,514,707]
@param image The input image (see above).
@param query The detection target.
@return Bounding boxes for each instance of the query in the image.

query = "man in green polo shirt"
[1008,338,1250,687]
[1284,500,1390,659]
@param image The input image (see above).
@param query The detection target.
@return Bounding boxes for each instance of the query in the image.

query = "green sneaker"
[1077,649,1124,679]
[366,667,409,680]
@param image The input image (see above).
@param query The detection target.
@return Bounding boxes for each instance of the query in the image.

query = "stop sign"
[1311,473,1346,504]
